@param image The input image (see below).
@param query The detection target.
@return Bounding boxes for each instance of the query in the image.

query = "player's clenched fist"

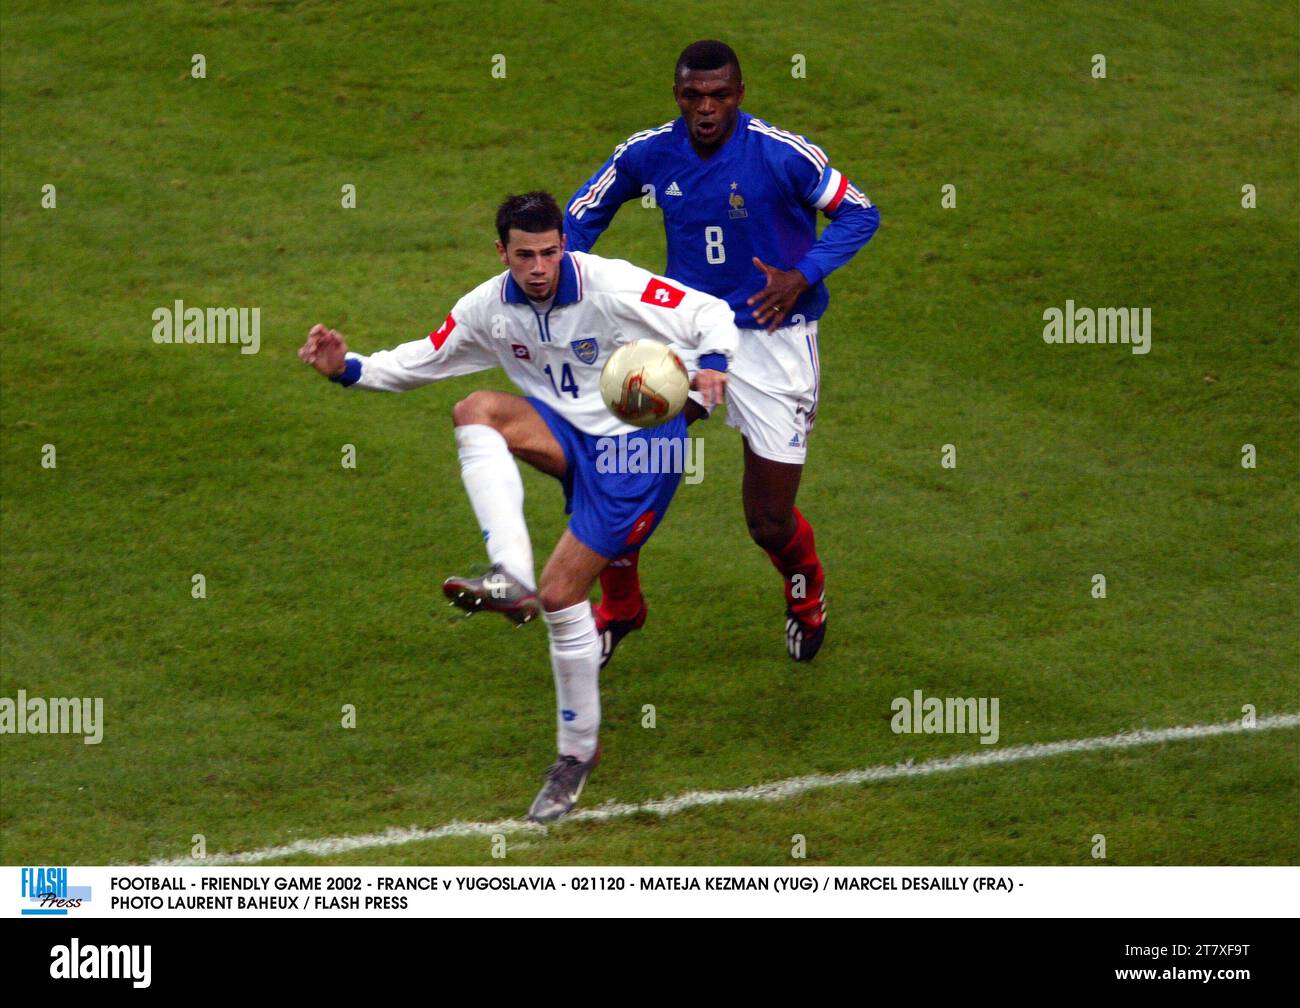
[299,323,348,377]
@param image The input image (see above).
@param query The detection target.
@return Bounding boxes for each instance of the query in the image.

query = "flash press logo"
[50,939,151,988]
[20,867,92,915]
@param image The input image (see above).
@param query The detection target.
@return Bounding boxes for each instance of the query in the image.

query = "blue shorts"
[527,397,687,560]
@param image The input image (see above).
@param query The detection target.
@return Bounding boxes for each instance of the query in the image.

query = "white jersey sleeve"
[580,254,739,371]
[345,285,498,392]
[330,254,737,437]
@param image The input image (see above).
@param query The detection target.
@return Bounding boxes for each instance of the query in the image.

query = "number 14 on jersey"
[544,362,580,398]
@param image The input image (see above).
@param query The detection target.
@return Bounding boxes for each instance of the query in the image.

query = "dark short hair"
[495,191,564,246]
[675,40,742,83]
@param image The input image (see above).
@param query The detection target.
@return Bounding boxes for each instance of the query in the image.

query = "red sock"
[595,552,645,622]
[764,508,826,626]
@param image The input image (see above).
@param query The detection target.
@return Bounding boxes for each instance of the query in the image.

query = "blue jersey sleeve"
[771,136,880,286]
[565,130,655,253]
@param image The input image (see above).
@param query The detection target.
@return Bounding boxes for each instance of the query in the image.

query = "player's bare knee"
[538,579,582,614]
[452,390,497,428]
[747,512,795,552]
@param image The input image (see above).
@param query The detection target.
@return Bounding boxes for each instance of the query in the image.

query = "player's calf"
[594,553,647,668]
[760,507,827,661]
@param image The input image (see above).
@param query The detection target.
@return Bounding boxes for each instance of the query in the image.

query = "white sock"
[455,424,536,591]
[543,601,601,760]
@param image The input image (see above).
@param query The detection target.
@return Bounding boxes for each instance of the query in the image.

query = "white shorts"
[721,320,821,464]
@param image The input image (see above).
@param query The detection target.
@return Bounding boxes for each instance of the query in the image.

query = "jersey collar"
[501,252,584,306]
[678,110,749,160]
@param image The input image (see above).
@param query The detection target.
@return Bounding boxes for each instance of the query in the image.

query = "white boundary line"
[151,713,1300,866]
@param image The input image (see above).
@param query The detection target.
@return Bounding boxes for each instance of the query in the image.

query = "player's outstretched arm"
[299,302,499,393]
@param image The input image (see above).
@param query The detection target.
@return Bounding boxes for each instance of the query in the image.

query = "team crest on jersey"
[728,180,748,219]
[570,337,599,365]
[511,343,531,360]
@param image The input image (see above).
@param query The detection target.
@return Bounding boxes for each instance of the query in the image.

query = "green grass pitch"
[1,1,1296,866]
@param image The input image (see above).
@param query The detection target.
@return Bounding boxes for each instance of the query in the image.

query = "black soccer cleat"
[594,601,648,670]
[442,563,540,626]
[785,610,827,661]
[785,595,827,662]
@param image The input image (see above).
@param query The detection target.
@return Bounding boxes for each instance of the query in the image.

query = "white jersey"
[341,251,739,436]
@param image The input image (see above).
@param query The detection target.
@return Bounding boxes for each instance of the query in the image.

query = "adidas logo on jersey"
[664,181,683,197]
[789,433,802,447]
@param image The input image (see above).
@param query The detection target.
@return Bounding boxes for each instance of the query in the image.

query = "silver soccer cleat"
[441,563,541,626]
[527,748,601,822]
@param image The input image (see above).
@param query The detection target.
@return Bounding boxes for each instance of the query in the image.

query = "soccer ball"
[599,340,690,428]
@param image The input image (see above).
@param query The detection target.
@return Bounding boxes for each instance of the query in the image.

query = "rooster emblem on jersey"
[728,181,748,219]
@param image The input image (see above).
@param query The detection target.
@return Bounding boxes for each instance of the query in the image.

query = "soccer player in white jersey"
[567,40,880,664]
[299,192,736,820]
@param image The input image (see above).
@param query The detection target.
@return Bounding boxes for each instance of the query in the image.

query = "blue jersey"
[565,111,879,328]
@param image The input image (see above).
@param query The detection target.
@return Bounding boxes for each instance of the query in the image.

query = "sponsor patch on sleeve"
[430,312,456,350]
[640,278,685,309]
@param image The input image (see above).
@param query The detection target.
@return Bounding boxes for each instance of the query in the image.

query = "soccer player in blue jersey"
[566,40,880,664]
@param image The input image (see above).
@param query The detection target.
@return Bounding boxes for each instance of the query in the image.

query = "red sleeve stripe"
[822,173,850,213]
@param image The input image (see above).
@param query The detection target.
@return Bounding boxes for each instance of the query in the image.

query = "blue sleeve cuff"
[792,258,825,287]
[698,352,728,373]
[330,356,362,387]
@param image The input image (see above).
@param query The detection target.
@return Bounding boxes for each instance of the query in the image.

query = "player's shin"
[455,424,536,590]
[596,552,644,622]
[765,506,826,624]
[543,600,601,760]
